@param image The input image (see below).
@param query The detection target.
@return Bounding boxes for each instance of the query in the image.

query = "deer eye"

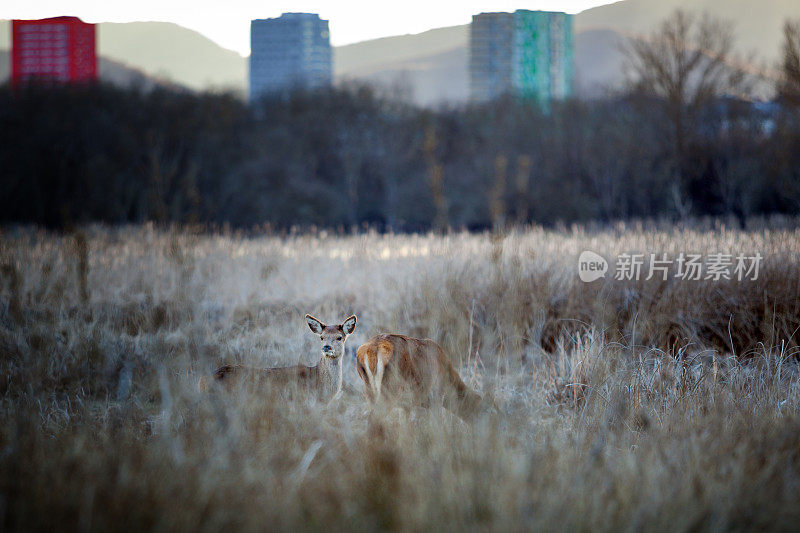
[320,336,324,340]
[336,336,342,341]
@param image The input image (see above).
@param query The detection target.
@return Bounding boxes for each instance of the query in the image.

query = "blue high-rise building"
[249,13,332,102]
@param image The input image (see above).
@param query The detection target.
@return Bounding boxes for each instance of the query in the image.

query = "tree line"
[1,10,799,231]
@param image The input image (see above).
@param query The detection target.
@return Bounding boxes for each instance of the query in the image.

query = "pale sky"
[2,1,617,56]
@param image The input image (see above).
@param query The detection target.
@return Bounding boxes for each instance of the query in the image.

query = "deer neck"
[316,353,343,397]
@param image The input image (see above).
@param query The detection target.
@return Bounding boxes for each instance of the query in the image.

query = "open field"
[2,222,800,531]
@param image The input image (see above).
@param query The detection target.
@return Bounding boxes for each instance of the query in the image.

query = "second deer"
[355,332,487,420]
[198,314,357,402]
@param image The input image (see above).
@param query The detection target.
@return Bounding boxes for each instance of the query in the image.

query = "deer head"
[305,314,357,360]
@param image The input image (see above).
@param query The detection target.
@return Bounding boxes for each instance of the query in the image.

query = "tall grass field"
[2,221,800,531]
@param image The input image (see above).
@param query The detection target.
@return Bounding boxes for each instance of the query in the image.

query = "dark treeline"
[1,81,799,231]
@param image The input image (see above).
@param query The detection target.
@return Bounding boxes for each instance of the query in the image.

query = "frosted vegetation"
[1,222,800,530]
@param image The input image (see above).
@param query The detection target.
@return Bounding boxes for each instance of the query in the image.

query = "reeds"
[1,222,799,531]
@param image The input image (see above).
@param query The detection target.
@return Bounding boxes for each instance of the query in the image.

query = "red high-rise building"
[11,16,97,86]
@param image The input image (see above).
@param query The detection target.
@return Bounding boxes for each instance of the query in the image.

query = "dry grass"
[2,221,800,531]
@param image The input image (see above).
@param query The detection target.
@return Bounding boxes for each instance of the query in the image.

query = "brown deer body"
[355,333,484,420]
[198,314,357,401]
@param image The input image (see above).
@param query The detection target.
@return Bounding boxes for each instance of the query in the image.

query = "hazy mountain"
[334,25,468,76]
[573,29,628,98]
[0,20,245,93]
[97,22,245,92]
[0,49,6,83]
[2,0,799,103]
[334,26,628,103]
[335,26,468,105]
[576,0,799,62]
[335,0,800,103]
[0,48,177,90]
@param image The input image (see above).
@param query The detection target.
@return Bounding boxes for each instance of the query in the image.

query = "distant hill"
[576,0,799,61]
[0,48,176,90]
[334,25,629,102]
[335,25,468,76]
[97,22,245,92]
[573,29,628,98]
[2,0,799,103]
[0,20,245,93]
[96,55,179,90]
[335,26,469,105]
[335,0,800,104]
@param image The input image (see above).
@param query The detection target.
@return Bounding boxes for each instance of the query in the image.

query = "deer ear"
[306,314,325,334]
[342,315,357,335]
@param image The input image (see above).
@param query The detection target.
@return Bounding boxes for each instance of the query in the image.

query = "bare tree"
[423,124,449,233]
[623,10,748,214]
[776,19,800,212]
[779,19,800,107]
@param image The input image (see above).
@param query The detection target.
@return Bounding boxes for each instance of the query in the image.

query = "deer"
[198,314,357,402]
[355,332,488,420]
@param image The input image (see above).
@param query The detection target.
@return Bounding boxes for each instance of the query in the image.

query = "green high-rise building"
[470,10,573,104]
